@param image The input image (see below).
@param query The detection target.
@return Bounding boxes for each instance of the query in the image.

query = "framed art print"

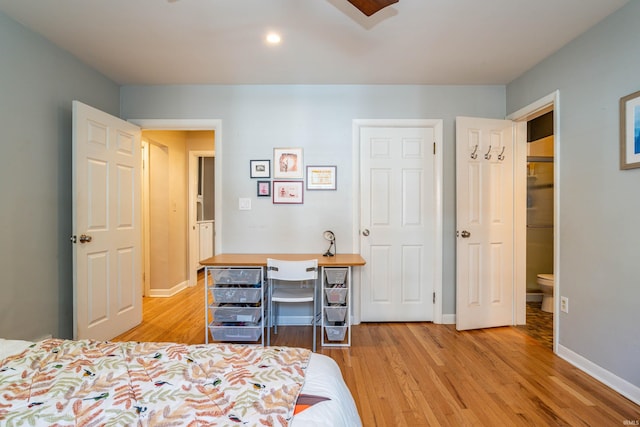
[250,159,271,178]
[620,90,640,170]
[273,180,303,204]
[274,147,303,179]
[306,165,337,190]
[257,180,271,197]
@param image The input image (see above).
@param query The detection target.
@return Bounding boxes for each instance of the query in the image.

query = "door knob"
[362,229,370,236]
[460,230,471,238]
[79,234,93,243]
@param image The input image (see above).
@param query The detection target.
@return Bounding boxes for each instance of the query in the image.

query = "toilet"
[537,273,555,313]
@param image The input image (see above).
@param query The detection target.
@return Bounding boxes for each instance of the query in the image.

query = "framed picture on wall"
[273,147,303,179]
[250,160,271,178]
[257,180,271,197]
[306,165,337,190]
[273,180,304,204]
[620,89,640,170]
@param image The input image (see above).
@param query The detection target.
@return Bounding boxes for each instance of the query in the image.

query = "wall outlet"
[560,296,569,313]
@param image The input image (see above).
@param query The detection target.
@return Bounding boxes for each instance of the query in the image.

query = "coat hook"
[498,146,506,161]
[484,145,492,160]
[470,144,478,159]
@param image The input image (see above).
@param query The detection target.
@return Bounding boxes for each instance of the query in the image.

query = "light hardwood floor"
[114,278,640,426]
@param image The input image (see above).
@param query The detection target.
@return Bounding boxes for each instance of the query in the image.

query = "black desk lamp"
[323,230,335,257]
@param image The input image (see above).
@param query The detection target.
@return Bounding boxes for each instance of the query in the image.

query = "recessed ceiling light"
[266,32,282,45]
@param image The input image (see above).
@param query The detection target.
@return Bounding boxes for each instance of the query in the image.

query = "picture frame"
[250,160,271,178]
[620,90,640,170]
[273,180,304,204]
[306,165,337,190]
[273,147,303,179]
[257,180,271,197]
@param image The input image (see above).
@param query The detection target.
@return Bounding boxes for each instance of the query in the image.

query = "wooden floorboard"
[114,277,640,426]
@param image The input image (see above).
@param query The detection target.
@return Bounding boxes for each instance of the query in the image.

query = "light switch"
[239,198,251,210]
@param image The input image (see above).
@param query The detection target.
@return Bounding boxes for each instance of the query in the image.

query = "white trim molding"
[558,344,640,406]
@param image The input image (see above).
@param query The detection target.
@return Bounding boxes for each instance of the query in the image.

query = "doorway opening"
[140,128,216,298]
[523,109,555,349]
[508,91,559,353]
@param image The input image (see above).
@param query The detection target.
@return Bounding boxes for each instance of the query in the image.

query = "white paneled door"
[456,117,514,330]
[72,101,142,340]
[360,125,438,321]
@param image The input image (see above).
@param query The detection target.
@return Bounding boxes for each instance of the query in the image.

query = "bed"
[0,338,361,426]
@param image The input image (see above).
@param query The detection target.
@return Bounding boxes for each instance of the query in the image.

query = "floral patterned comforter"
[0,339,310,426]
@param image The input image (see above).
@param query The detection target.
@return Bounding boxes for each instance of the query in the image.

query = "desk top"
[201,253,366,267]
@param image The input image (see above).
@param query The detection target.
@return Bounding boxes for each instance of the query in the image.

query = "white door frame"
[129,119,223,289]
[352,119,444,324]
[507,91,560,353]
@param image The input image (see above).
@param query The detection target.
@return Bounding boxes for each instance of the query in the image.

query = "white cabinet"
[205,267,264,345]
[198,221,214,262]
[321,267,351,347]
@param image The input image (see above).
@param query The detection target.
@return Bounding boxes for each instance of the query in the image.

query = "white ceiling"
[0,0,629,85]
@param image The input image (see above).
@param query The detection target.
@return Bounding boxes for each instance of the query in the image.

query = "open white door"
[456,117,514,330]
[72,101,142,340]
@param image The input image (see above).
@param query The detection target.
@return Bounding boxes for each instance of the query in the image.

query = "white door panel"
[361,126,435,321]
[73,101,142,340]
[456,117,514,330]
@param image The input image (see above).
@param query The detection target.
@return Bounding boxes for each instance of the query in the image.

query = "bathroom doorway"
[522,109,555,349]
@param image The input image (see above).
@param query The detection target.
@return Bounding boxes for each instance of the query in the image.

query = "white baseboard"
[441,314,456,324]
[273,315,314,326]
[147,280,188,297]
[526,293,543,302]
[557,344,640,406]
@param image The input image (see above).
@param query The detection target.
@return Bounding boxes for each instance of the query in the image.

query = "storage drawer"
[212,306,261,323]
[325,325,347,342]
[209,325,262,342]
[325,287,347,304]
[213,287,261,303]
[211,268,261,285]
[325,268,347,285]
[324,306,347,322]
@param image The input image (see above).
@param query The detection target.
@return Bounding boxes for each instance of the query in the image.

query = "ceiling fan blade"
[346,0,399,16]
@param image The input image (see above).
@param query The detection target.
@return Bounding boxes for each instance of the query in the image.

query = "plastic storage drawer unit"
[325,325,348,341]
[213,287,261,304]
[324,306,347,322]
[324,268,347,285]
[209,325,262,342]
[211,269,261,285]
[213,306,261,323]
[325,287,347,304]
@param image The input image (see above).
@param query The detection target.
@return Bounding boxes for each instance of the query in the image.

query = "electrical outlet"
[560,296,569,313]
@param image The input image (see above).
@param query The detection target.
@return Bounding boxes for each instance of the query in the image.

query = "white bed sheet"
[0,339,361,427]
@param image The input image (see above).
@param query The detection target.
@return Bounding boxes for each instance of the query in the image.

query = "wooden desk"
[202,253,365,347]
[201,253,366,267]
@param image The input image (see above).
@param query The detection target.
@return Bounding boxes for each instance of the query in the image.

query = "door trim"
[352,119,444,324]
[507,91,560,353]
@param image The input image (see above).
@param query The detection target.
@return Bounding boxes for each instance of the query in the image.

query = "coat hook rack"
[498,146,506,161]
[470,145,478,159]
[484,145,492,160]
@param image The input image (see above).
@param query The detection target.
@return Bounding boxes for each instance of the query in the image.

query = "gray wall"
[507,1,640,387]
[0,12,120,340]
[121,85,507,316]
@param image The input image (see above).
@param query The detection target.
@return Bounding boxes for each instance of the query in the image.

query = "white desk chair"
[266,258,319,351]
